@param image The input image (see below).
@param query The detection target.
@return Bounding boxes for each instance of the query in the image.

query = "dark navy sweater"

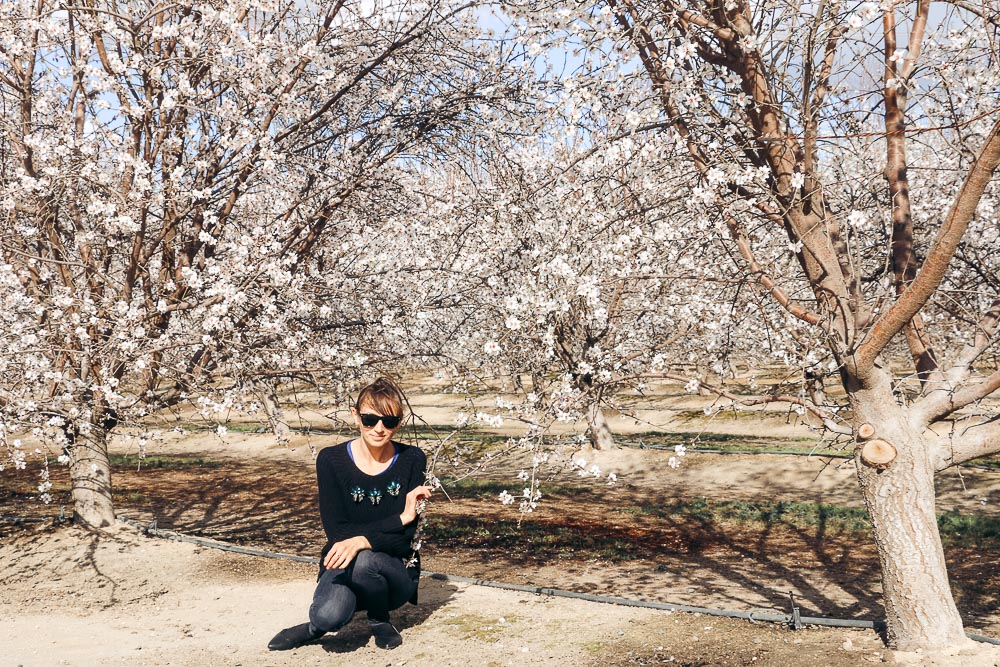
[316,440,426,571]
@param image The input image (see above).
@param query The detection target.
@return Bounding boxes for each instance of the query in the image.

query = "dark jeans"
[309,550,417,632]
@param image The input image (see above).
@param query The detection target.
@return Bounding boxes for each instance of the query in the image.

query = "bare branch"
[933,0,1000,27]
[804,16,847,174]
[936,417,1000,469]
[723,212,824,326]
[954,297,1000,376]
[855,116,1000,376]
[911,296,1000,423]
[657,373,852,435]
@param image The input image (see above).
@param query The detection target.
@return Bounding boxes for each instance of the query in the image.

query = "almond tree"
[500,0,1000,649]
[506,0,1000,651]
[436,134,734,451]
[0,0,518,527]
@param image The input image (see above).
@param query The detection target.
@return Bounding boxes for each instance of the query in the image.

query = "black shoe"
[370,620,403,650]
[268,622,322,651]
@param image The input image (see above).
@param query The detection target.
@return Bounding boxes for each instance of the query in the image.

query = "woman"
[268,378,433,652]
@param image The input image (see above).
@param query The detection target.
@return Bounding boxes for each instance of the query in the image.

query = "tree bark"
[261,386,291,445]
[586,401,617,451]
[68,429,115,528]
[851,371,967,650]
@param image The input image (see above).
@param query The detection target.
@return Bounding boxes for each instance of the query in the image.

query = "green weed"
[110,454,222,470]
[615,497,1000,548]
[938,511,1000,548]
[440,477,594,499]
[442,613,521,642]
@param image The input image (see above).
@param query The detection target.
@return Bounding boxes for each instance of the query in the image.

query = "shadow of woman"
[319,574,459,654]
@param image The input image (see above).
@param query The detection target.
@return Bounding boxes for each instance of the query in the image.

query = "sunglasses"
[358,413,402,429]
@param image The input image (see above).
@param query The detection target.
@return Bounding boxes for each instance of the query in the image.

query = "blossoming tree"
[500,0,1000,651]
[0,0,520,527]
[437,136,742,451]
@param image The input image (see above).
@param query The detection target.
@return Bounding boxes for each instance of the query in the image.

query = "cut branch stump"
[857,423,876,440]
[861,439,897,470]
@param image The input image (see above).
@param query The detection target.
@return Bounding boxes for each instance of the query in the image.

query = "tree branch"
[854,116,1000,376]
[912,296,1000,423]
[722,211,824,326]
[936,417,1000,470]
[657,373,852,435]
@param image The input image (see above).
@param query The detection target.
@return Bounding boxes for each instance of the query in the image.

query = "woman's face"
[352,402,402,450]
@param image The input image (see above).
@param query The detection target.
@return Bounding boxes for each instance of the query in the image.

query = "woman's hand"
[401,485,433,525]
[323,535,371,570]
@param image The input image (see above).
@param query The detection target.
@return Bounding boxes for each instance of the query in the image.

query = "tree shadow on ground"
[0,520,164,611]
[420,487,885,620]
[4,453,998,636]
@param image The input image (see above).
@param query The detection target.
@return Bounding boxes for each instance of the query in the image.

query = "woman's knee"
[309,576,357,632]
[309,592,354,632]
[352,549,381,574]
[349,551,392,590]
[349,551,414,609]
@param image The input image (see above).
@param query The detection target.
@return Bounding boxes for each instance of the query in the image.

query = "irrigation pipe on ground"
[618,442,1000,471]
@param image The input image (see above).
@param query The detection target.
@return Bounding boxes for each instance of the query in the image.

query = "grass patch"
[674,408,766,422]
[621,430,843,456]
[423,515,639,561]
[440,477,596,500]
[966,456,1000,470]
[168,423,273,434]
[112,488,155,505]
[428,495,1000,560]
[110,454,222,470]
[441,613,521,642]
[616,496,869,532]
[619,497,1000,549]
[939,511,1000,548]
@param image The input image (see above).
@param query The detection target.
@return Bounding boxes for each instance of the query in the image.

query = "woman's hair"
[354,377,406,417]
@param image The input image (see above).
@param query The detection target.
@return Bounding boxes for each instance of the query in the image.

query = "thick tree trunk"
[851,374,967,650]
[68,429,115,528]
[586,402,616,451]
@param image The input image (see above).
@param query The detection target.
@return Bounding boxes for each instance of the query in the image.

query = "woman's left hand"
[323,536,371,570]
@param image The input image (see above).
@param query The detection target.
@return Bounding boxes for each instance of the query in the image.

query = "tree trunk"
[586,402,616,451]
[851,374,967,650]
[261,386,291,445]
[68,429,115,528]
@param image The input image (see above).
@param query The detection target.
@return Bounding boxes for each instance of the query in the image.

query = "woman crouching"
[268,378,432,651]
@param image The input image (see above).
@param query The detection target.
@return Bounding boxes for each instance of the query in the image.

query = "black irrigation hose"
[115,515,319,564]
[6,511,999,646]
[619,442,1000,472]
[0,507,71,525]
[0,516,53,524]
[108,515,998,646]
[675,447,850,458]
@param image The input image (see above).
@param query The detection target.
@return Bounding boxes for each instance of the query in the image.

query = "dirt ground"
[4,386,1000,666]
[1,521,899,667]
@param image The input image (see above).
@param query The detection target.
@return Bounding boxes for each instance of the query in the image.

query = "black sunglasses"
[359,413,402,429]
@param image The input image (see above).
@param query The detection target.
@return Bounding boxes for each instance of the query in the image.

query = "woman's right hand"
[401,485,433,525]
